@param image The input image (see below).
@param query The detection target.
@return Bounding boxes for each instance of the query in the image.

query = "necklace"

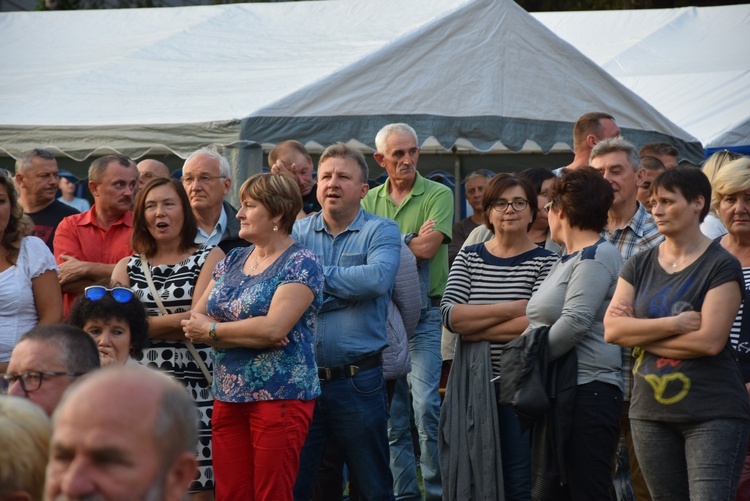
[665,239,704,269]
[250,239,286,271]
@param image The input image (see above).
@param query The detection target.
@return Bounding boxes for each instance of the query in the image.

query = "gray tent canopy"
[1,0,702,180]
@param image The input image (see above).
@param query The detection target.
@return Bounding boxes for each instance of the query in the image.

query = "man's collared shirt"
[361,172,453,298]
[195,205,227,248]
[292,208,401,367]
[603,202,663,260]
[602,201,664,399]
[53,205,133,315]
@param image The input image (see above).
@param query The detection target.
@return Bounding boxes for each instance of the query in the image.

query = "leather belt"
[429,295,442,308]
[318,354,382,381]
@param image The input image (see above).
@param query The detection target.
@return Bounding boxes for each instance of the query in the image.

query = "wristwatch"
[404,232,418,245]
[208,322,219,342]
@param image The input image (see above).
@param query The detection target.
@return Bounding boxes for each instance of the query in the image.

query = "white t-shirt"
[0,236,58,361]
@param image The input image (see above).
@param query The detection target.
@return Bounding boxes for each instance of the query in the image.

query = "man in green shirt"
[362,123,453,500]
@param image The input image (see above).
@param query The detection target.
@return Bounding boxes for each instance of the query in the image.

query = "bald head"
[46,366,197,500]
[137,159,170,189]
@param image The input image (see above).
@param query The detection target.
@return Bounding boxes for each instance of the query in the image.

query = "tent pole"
[453,147,462,224]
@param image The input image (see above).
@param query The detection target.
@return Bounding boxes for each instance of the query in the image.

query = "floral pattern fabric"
[207,242,323,403]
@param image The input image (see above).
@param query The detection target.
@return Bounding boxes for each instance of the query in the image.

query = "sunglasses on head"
[84,286,135,303]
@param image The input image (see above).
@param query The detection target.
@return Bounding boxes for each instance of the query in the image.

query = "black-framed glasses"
[84,286,134,303]
[181,175,226,186]
[1,370,85,394]
[491,199,529,212]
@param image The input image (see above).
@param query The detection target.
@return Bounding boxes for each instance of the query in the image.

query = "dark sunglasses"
[84,286,135,303]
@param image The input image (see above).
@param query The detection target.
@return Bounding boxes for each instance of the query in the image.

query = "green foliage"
[517,0,749,11]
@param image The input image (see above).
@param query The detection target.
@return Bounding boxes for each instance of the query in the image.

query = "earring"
[273,224,278,232]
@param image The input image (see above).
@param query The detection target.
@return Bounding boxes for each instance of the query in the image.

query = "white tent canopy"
[534,4,750,153]
[0,0,702,164]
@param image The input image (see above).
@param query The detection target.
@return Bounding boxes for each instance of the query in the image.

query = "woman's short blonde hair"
[0,395,52,501]
[711,156,750,211]
[238,173,302,235]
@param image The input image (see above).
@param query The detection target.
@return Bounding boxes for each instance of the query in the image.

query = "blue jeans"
[294,367,394,501]
[496,402,531,501]
[631,417,750,501]
[388,307,443,500]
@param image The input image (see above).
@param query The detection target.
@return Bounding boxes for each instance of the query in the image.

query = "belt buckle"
[348,365,359,377]
[322,367,332,381]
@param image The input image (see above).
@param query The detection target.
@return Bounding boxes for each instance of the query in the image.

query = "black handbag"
[497,326,551,417]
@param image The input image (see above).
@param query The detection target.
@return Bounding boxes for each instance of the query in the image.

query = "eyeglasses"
[491,200,529,212]
[181,175,226,186]
[544,201,554,212]
[1,370,85,394]
[84,286,135,303]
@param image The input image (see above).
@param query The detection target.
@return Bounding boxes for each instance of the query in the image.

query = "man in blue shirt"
[292,143,401,500]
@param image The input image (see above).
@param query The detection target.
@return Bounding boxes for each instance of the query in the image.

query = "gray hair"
[19,325,101,375]
[375,123,418,154]
[88,155,134,184]
[184,147,231,179]
[464,171,491,184]
[590,137,641,171]
[15,148,56,175]
[319,143,369,183]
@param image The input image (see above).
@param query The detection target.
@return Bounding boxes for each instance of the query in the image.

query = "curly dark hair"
[67,281,150,358]
[0,174,33,265]
[548,166,613,233]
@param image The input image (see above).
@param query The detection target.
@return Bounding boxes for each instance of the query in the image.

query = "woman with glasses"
[67,283,149,367]
[112,177,224,498]
[526,167,624,500]
[440,173,558,500]
[0,174,62,374]
[182,173,323,500]
[605,166,750,500]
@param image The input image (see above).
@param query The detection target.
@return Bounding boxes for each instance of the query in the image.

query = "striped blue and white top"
[441,242,558,377]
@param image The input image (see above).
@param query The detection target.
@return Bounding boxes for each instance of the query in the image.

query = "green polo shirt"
[362,173,453,297]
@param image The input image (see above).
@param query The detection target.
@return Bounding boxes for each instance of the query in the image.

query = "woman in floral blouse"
[183,173,323,500]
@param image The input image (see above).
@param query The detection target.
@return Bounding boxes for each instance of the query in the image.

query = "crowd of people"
[1,114,749,501]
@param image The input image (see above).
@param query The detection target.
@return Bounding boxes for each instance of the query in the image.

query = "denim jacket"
[293,208,401,367]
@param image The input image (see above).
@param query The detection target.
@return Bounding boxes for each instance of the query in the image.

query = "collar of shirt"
[376,171,426,202]
[196,205,227,247]
[311,208,366,235]
[76,205,133,230]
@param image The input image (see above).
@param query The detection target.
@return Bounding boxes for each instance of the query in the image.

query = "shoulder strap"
[140,258,213,386]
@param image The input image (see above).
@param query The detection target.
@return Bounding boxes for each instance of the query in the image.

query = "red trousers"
[213,398,315,501]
